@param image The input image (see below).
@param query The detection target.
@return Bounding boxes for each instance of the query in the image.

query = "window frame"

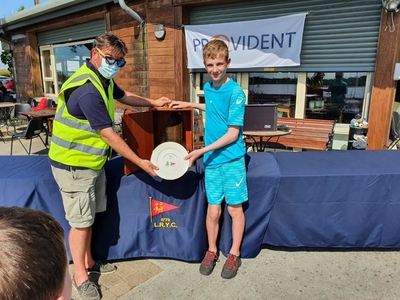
[39,39,93,99]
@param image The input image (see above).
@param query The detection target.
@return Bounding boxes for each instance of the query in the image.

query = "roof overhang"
[0,0,116,32]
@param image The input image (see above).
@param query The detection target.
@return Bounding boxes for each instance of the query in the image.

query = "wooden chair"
[194,115,205,149]
[277,106,291,118]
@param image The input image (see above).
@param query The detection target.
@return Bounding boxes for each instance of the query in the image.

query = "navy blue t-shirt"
[66,62,125,130]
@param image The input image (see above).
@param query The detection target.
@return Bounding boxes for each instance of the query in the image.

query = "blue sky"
[2,0,44,18]
[1,1,45,69]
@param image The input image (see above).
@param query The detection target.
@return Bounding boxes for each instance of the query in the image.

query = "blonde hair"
[203,40,229,63]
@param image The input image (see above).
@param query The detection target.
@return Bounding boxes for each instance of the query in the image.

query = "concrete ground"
[2,124,400,300]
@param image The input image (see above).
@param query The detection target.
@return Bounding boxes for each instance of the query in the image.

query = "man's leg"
[85,223,95,270]
[51,166,101,298]
[70,227,92,286]
[83,168,117,275]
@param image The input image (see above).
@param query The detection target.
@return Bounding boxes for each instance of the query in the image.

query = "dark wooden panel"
[122,111,154,174]
[122,107,194,175]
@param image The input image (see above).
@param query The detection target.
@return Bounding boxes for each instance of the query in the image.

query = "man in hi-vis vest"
[49,32,171,300]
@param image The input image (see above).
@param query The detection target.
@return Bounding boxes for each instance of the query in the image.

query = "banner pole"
[149,196,152,223]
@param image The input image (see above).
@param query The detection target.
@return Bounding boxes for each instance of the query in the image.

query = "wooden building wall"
[10,5,109,100]
[5,0,397,149]
[109,1,150,111]
[368,10,400,149]
[9,0,185,108]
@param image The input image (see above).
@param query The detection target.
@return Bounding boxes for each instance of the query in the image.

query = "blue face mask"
[98,58,120,79]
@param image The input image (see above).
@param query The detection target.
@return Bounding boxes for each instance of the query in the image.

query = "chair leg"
[38,135,48,149]
[17,138,29,155]
[28,138,33,155]
[10,137,13,155]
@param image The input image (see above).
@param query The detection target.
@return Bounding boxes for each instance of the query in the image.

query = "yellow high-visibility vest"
[49,64,115,170]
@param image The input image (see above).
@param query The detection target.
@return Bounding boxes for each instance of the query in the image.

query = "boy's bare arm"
[170,101,205,111]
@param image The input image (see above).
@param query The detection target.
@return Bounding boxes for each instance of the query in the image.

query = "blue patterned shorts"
[205,156,248,205]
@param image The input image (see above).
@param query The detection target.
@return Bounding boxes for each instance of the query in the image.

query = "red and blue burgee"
[151,199,178,217]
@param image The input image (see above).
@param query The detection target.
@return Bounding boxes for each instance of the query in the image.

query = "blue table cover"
[0,150,399,263]
[264,151,400,248]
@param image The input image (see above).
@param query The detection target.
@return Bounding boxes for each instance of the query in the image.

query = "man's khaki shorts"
[51,166,107,228]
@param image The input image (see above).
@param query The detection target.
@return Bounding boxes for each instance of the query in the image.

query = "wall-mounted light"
[154,24,166,40]
[382,0,400,12]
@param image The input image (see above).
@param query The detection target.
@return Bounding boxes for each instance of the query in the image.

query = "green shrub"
[0,69,11,77]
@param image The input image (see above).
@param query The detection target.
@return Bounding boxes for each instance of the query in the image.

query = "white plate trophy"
[150,142,189,180]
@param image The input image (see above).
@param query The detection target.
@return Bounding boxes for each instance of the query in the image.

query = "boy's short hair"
[203,39,229,63]
[0,207,67,299]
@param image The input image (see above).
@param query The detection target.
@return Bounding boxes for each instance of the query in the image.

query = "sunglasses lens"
[117,60,126,67]
[98,48,126,67]
[105,57,116,65]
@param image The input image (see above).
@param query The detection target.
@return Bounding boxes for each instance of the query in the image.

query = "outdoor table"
[244,129,292,152]
[0,102,16,139]
[19,109,56,146]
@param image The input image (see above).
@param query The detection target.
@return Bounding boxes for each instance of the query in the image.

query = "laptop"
[243,104,278,131]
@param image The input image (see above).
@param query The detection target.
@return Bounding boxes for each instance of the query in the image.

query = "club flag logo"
[149,196,178,223]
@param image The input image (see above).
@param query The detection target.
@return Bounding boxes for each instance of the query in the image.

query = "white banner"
[185,13,307,69]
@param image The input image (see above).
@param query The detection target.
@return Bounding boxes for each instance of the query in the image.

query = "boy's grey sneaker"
[73,279,100,300]
[199,250,219,276]
[87,261,117,274]
[221,254,242,279]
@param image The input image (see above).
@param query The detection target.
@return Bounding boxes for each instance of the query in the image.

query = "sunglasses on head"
[96,48,126,68]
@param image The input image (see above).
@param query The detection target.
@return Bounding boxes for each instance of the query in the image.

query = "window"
[40,40,92,98]
[306,72,368,123]
[191,71,372,124]
[248,72,297,118]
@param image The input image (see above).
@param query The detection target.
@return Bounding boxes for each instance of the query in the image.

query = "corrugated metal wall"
[189,0,382,72]
[37,19,105,46]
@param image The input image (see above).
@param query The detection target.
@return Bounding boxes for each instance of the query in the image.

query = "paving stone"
[100,289,118,300]
[124,272,151,287]
[99,273,124,289]
[140,263,163,279]
[108,281,133,298]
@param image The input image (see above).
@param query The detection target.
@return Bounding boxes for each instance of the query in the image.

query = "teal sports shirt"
[203,78,246,167]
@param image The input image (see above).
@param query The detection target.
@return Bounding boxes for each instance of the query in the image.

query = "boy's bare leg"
[227,204,245,256]
[206,204,221,252]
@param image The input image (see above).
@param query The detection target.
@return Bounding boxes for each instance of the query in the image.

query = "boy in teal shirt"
[171,40,248,279]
